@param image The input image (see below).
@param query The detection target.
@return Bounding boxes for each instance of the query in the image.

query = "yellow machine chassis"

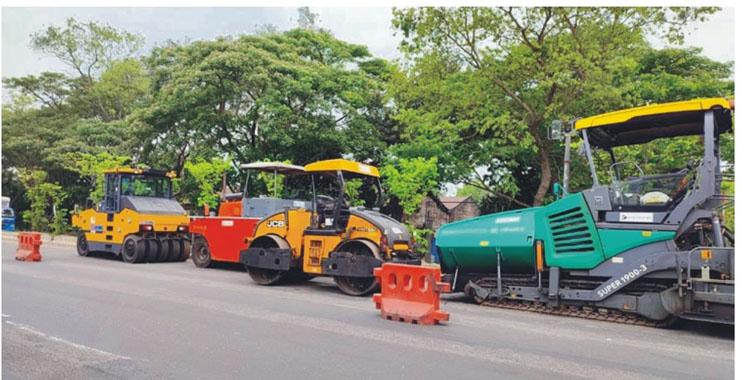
[73,208,189,251]
[251,209,397,275]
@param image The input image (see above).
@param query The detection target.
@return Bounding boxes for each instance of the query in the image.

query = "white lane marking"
[2,314,12,317]
[4,320,131,360]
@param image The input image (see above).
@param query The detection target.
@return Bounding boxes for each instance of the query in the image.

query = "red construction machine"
[188,162,309,267]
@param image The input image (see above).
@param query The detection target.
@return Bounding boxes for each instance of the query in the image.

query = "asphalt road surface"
[2,239,734,379]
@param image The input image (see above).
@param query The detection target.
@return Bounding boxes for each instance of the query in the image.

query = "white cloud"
[649,7,734,64]
[1,7,734,78]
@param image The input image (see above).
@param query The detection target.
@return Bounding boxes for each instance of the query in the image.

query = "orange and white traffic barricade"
[15,232,42,262]
[373,263,450,325]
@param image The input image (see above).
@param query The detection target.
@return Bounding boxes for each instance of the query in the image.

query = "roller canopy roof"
[304,159,380,178]
[102,168,178,178]
[239,162,306,175]
[574,98,733,150]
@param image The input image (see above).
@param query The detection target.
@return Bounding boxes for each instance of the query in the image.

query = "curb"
[2,231,77,247]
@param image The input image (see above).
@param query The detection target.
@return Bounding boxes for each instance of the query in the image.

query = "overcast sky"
[1,7,735,79]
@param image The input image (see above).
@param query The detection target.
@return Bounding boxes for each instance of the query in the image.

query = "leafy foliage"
[31,17,144,79]
[65,152,131,203]
[381,157,440,216]
[18,170,67,233]
[135,27,388,177]
[0,11,735,236]
[343,178,365,207]
[31,18,146,121]
[183,158,232,209]
[391,7,720,207]
[2,19,147,229]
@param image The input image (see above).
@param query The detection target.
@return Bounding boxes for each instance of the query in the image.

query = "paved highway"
[2,239,734,379]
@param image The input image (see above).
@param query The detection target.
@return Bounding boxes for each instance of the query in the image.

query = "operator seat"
[313,195,350,231]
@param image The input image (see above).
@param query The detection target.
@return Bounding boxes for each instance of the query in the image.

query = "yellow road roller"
[239,159,420,296]
[72,168,191,263]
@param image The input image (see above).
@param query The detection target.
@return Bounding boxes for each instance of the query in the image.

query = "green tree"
[82,59,150,120]
[30,18,145,121]
[31,17,144,79]
[183,158,232,210]
[381,157,440,217]
[65,152,131,203]
[137,28,390,174]
[2,97,131,218]
[380,157,441,257]
[3,18,145,225]
[19,170,67,233]
[391,7,718,206]
[344,179,365,207]
[2,73,71,113]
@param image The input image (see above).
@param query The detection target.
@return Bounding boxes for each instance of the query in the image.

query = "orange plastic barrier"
[15,232,42,262]
[373,263,450,325]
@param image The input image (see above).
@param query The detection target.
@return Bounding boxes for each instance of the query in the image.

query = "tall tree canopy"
[30,18,146,121]
[1,8,734,232]
[391,7,720,206]
[135,28,391,175]
[2,19,145,229]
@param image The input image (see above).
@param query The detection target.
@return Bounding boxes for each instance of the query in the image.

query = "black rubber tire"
[156,238,169,263]
[179,240,191,262]
[191,237,212,268]
[76,231,90,257]
[167,239,182,262]
[121,235,146,263]
[333,240,381,296]
[143,238,159,263]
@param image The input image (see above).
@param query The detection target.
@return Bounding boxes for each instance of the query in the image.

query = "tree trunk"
[530,122,552,206]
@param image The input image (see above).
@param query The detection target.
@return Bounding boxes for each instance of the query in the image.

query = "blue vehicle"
[2,196,15,231]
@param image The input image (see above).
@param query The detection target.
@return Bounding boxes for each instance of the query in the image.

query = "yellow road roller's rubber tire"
[144,238,160,262]
[165,239,181,262]
[179,240,191,262]
[76,232,90,257]
[152,238,168,262]
[121,235,146,264]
